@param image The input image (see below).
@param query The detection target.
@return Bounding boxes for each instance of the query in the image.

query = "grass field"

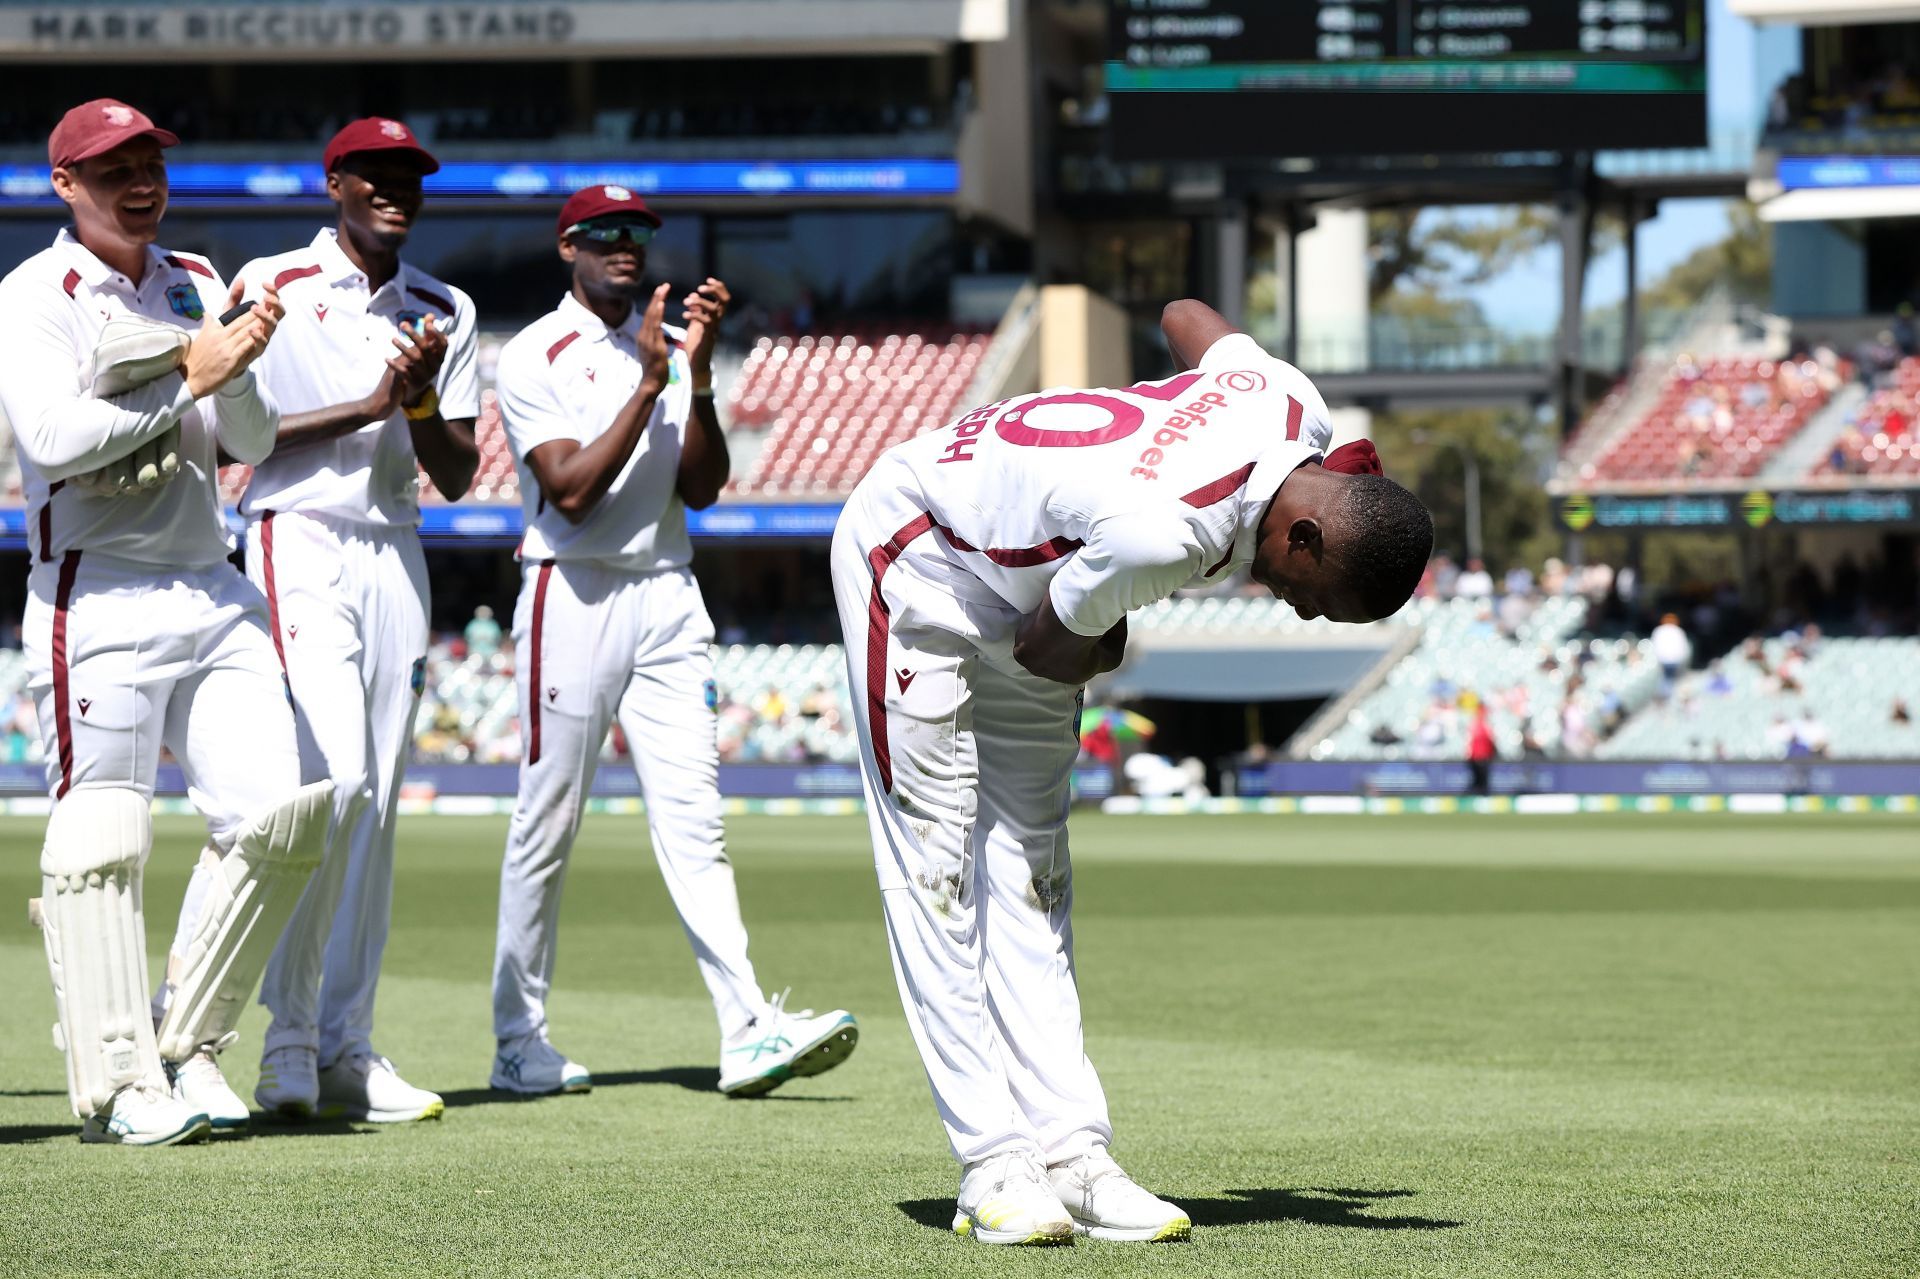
[1,811,1916,1278]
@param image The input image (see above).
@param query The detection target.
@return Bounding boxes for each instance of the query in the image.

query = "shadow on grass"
[896,1186,1460,1233]
[243,1117,382,1139]
[0,1123,79,1144]
[0,1089,66,1098]
[439,1066,854,1110]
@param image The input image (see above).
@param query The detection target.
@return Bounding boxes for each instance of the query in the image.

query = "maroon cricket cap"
[557,184,662,236]
[322,118,439,174]
[48,99,179,170]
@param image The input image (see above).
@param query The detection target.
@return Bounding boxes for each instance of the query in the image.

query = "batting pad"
[32,787,162,1116]
[155,780,332,1062]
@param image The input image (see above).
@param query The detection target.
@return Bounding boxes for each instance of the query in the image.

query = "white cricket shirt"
[0,229,280,568]
[494,292,694,573]
[237,228,479,525]
[855,333,1374,635]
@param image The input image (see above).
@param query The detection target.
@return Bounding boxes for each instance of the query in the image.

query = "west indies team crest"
[165,283,204,321]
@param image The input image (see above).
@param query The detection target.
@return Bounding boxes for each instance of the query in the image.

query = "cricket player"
[488,185,856,1098]
[830,299,1432,1243]
[0,99,332,1144]
[207,118,479,1123]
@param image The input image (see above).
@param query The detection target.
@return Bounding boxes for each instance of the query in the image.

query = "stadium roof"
[1758,186,1920,222]
[1731,0,1920,22]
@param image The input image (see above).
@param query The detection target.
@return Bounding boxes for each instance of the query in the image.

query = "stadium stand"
[1307,594,1663,762]
[727,330,991,496]
[1570,353,1846,485]
[1818,356,1920,478]
[1598,635,1920,760]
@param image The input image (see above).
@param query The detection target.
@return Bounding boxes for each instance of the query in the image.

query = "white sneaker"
[255,1044,320,1120]
[717,992,858,1097]
[953,1150,1075,1246]
[492,1031,591,1096]
[317,1051,444,1123]
[163,1032,249,1134]
[81,1081,211,1147]
[1047,1150,1191,1242]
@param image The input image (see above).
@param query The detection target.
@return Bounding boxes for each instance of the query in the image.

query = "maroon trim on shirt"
[545,331,581,365]
[934,523,1082,569]
[1324,439,1383,476]
[1203,545,1236,579]
[272,264,324,291]
[36,480,64,563]
[50,549,81,798]
[259,511,288,673]
[408,285,455,316]
[1285,395,1305,441]
[1181,462,1256,510]
[61,269,81,298]
[163,254,214,279]
[864,513,936,794]
[527,560,556,766]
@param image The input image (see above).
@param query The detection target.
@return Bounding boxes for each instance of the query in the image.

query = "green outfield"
[0,812,1915,1278]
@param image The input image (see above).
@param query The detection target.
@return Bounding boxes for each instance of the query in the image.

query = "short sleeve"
[435,286,481,420]
[495,337,575,458]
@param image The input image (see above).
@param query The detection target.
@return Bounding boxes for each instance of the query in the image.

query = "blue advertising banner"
[0,504,844,549]
[1239,760,1920,797]
[1777,155,1920,190]
[0,159,960,207]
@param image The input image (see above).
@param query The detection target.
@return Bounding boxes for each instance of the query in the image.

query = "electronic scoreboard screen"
[1105,1,1707,161]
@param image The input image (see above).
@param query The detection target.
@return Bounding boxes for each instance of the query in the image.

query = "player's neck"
[77,228,148,286]
[336,221,401,290]
[571,279,632,330]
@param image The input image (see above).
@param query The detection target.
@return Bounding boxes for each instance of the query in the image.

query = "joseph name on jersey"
[494,293,694,573]
[237,228,479,526]
[0,230,279,568]
[863,333,1370,636]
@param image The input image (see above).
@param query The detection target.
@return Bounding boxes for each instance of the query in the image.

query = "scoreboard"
[1106,0,1707,160]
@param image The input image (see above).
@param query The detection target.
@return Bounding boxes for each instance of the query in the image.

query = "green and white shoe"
[717,992,858,1097]
[492,1031,591,1096]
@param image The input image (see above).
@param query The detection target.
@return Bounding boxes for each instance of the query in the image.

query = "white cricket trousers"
[22,551,301,836]
[244,510,429,1064]
[829,502,1111,1168]
[492,560,768,1043]
[25,552,303,1039]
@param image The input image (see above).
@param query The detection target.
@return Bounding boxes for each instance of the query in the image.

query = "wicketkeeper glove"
[70,315,191,496]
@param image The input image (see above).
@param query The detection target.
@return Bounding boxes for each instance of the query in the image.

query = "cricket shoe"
[1047,1150,1191,1242]
[163,1032,249,1134]
[491,1031,591,1096]
[953,1150,1075,1246]
[81,1081,211,1147]
[717,991,858,1097]
[317,1051,444,1123]
[255,1044,319,1120]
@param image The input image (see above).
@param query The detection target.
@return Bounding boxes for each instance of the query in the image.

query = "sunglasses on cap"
[566,221,657,245]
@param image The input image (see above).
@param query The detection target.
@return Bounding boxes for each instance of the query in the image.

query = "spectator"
[1503,565,1535,598]
[1455,558,1494,599]
[1466,700,1496,796]
[1651,612,1692,698]
[1894,698,1913,726]
[1430,553,1460,599]
[465,604,502,659]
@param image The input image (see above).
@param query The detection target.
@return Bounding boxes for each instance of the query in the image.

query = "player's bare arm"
[394,314,479,499]
[676,277,732,510]
[183,278,278,397]
[1013,595,1128,686]
[524,282,672,523]
[1160,298,1241,370]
